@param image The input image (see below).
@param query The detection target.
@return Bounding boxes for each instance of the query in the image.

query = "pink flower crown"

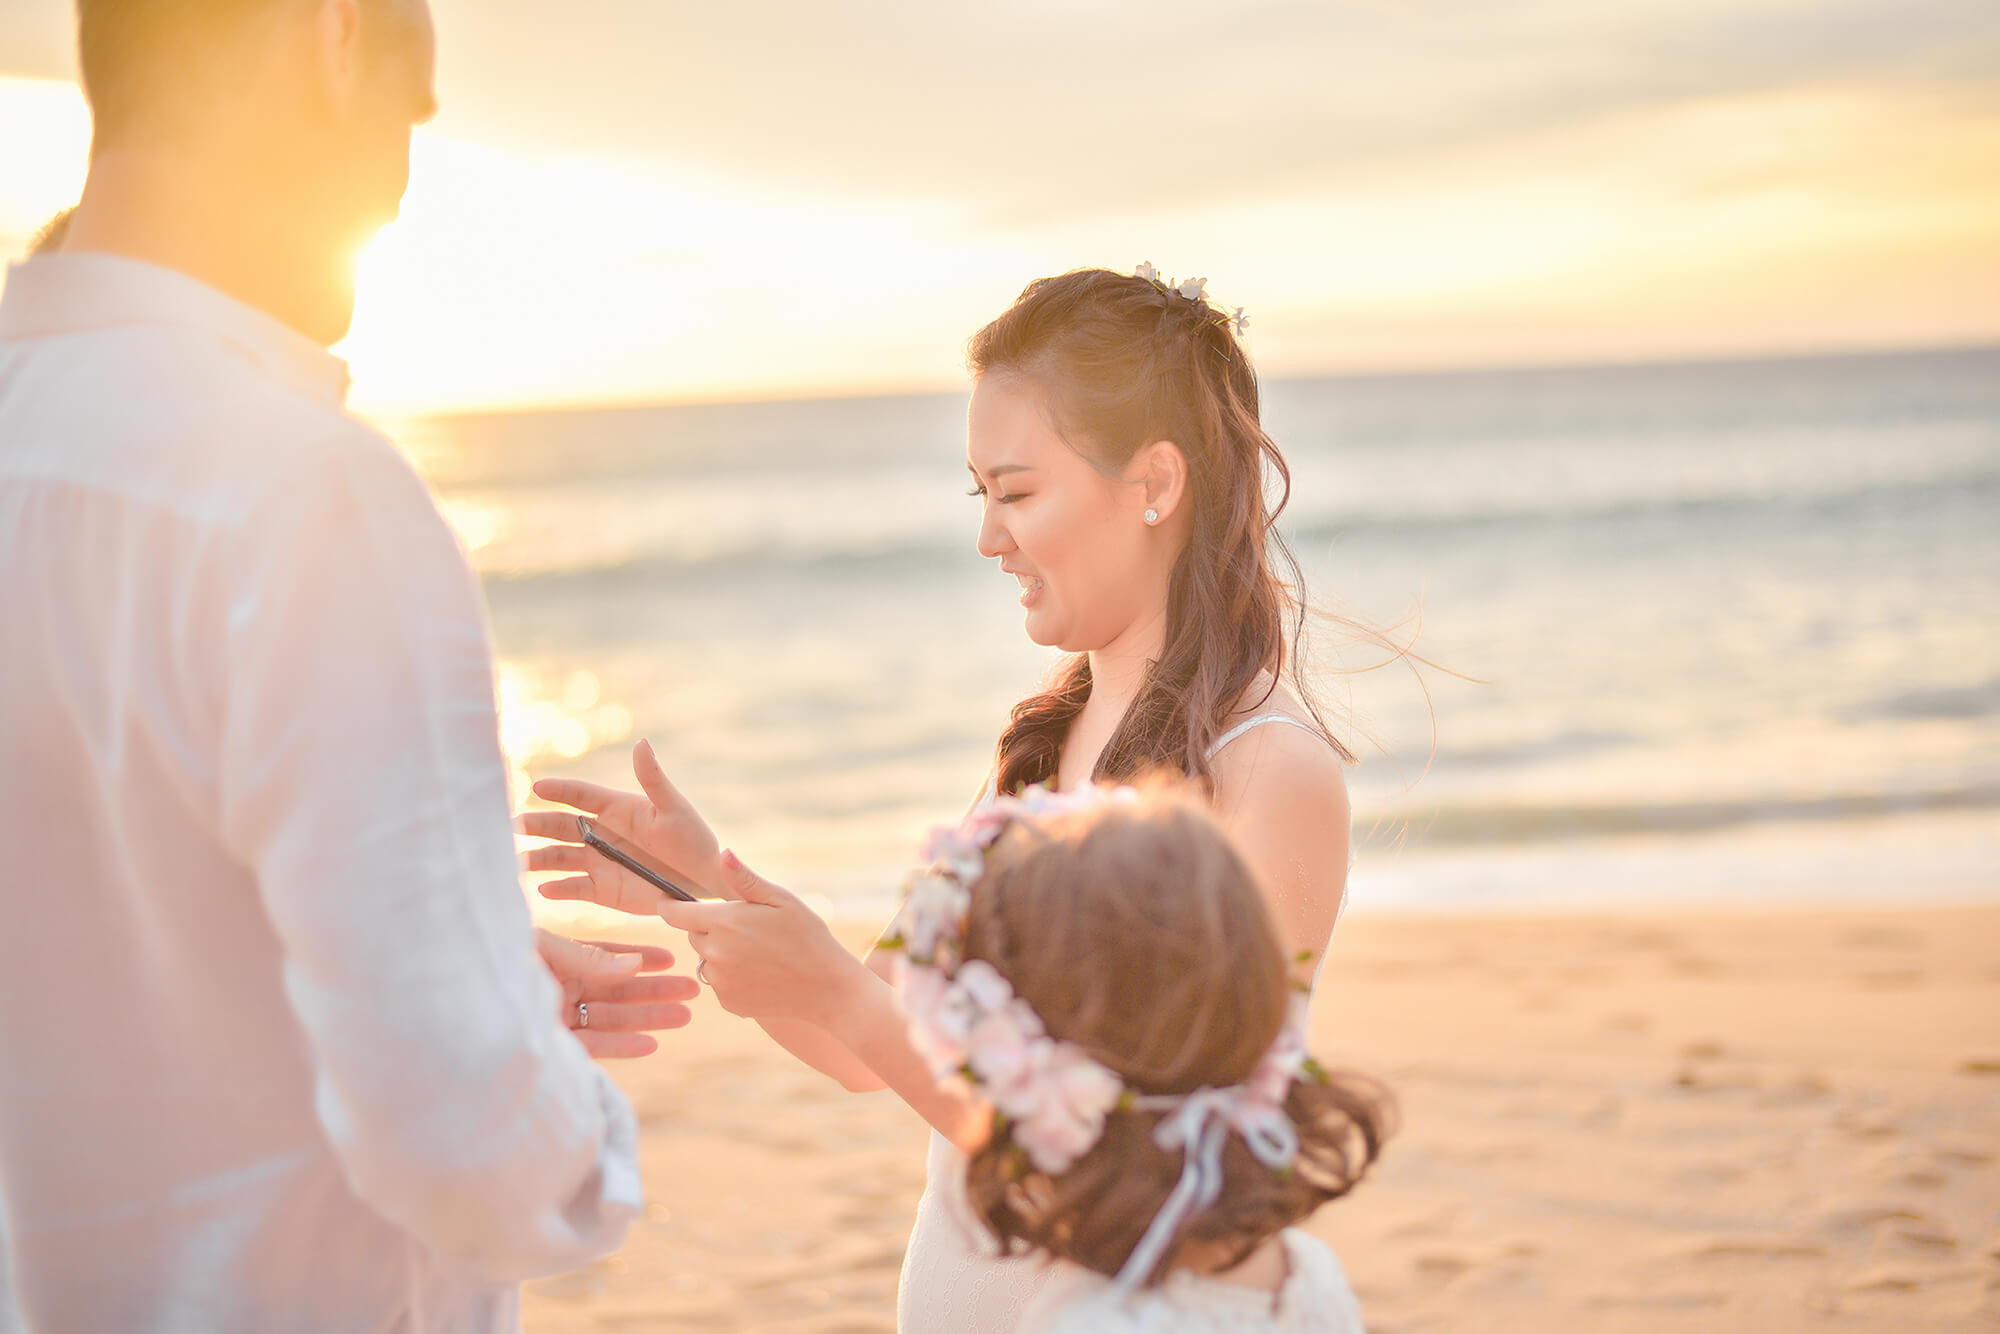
[884,783,1313,1295]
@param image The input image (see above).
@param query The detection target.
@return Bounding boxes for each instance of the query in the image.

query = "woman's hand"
[534,929,700,1059]
[660,850,872,1027]
[519,739,726,917]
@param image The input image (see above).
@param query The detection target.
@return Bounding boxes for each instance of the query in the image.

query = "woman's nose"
[975,505,1013,559]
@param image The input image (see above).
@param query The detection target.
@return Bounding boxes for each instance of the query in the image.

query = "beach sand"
[522,904,2000,1332]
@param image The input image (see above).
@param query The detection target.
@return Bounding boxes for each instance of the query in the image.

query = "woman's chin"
[1021,607,1063,648]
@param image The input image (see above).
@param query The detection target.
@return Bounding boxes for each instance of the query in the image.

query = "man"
[0,2,694,1328]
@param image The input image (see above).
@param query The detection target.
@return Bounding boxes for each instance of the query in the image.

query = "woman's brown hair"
[969,269,1353,795]
[959,786,1392,1285]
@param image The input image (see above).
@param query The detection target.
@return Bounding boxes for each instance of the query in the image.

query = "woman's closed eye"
[966,484,1025,504]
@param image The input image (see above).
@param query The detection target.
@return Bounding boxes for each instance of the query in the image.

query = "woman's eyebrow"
[967,462,1034,479]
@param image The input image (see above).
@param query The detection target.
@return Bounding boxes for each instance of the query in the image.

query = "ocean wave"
[477,469,2000,590]
[1851,675,2000,723]
[1360,782,2000,848]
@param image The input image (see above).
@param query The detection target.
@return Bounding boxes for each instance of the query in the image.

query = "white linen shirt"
[0,254,642,1333]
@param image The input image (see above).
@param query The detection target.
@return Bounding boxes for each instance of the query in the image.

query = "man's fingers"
[579,1031,661,1060]
[530,776,623,816]
[537,929,645,981]
[579,998,696,1033]
[578,972,700,1005]
[574,940,676,972]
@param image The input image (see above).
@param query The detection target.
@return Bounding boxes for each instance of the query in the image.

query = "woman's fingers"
[530,776,627,816]
[536,875,603,902]
[523,842,593,874]
[630,739,686,815]
[517,809,589,843]
[656,897,742,935]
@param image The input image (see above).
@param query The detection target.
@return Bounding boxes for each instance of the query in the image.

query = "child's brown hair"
[959,783,1392,1285]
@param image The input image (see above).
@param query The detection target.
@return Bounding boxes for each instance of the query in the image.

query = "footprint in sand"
[1688,1235,1825,1261]
[1383,1206,1459,1240]
[1853,969,1924,990]
[1844,1265,1985,1294]
[1758,1070,1834,1106]
[1819,1201,1936,1236]
[1932,1137,1993,1166]
[1833,1098,1906,1138]
[1672,1063,1759,1093]
[1888,1221,1959,1254]
[1841,925,1924,950]
[1586,1289,1728,1309]
[1412,1250,1478,1282]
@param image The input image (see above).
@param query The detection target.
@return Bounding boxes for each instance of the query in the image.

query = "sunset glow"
[4,0,1997,415]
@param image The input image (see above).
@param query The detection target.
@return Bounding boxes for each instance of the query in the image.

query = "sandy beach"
[520,903,2000,1333]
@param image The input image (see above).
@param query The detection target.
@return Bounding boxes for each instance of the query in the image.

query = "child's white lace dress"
[1019,1229,1366,1333]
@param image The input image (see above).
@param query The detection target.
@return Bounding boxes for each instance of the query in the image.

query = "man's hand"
[534,929,699,1059]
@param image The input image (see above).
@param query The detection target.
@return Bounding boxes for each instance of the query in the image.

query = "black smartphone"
[575,816,700,902]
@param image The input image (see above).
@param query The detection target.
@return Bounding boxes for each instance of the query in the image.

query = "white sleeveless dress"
[895,713,1344,1334]
[1020,1228,1367,1333]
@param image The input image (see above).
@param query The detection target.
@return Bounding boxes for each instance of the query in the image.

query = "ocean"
[386,345,2000,921]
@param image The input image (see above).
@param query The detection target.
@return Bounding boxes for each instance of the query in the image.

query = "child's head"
[892,782,1391,1289]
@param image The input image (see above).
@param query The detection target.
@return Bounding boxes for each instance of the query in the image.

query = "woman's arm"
[661,855,986,1144]
[1209,723,1352,985]
[752,942,905,1092]
[524,742,989,1139]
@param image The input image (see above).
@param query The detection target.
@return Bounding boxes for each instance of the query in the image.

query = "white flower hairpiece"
[1133,262,1249,337]
[884,783,1316,1295]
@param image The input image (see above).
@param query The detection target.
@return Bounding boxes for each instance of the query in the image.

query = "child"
[885,781,1393,1332]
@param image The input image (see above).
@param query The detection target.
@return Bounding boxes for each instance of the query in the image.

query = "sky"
[1,0,1997,414]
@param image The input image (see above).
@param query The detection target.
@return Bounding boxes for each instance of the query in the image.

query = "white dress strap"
[1205,712,1325,761]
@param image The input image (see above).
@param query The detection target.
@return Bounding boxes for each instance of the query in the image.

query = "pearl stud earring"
[1144,508,1160,524]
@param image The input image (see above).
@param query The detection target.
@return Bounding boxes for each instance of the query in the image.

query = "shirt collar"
[0,252,352,407]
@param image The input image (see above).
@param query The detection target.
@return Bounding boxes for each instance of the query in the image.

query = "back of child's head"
[943,781,1392,1286]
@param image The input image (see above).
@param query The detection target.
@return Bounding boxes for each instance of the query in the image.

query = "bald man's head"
[77,0,434,151]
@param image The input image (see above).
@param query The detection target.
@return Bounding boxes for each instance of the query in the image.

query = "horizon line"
[371,334,2000,425]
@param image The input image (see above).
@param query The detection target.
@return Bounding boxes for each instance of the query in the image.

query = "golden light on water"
[497,664,634,803]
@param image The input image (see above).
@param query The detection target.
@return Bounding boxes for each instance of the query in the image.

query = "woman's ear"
[1131,440,1190,526]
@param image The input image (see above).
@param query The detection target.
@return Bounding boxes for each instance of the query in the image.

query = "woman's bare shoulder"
[1209,712,1350,820]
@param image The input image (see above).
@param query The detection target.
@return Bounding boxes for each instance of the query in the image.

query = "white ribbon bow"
[1111,1086,1301,1299]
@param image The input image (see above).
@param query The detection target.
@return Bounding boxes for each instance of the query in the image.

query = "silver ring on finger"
[575,1000,589,1030]
[696,959,712,988]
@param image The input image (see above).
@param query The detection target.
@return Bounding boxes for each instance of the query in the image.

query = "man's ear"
[306,0,366,117]
[1131,439,1191,525]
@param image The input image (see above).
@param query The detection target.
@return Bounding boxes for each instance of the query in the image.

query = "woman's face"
[965,373,1174,653]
